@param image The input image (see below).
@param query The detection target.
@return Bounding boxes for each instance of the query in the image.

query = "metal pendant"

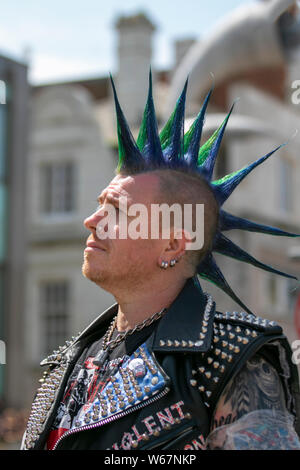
[93,349,109,367]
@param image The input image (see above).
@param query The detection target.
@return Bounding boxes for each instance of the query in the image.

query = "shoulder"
[189,310,298,415]
[211,352,286,430]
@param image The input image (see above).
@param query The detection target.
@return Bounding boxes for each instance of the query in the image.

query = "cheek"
[113,238,159,266]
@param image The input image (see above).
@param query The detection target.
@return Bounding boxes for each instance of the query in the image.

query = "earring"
[170,259,177,267]
[160,261,169,269]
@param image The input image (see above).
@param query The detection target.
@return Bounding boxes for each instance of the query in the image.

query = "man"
[22,73,300,450]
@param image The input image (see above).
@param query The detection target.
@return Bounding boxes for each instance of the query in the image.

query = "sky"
[0,0,255,84]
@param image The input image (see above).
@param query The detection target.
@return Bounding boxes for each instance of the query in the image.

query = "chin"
[82,260,103,283]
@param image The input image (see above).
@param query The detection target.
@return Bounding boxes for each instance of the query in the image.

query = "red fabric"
[47,428,68,450]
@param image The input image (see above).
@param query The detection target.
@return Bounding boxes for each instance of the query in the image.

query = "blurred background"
[1,0,300,449]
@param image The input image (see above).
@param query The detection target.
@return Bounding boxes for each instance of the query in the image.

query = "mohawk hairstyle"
[110,70,299,315]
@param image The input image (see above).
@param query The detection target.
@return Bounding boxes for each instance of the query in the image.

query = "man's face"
[82,172,165,294]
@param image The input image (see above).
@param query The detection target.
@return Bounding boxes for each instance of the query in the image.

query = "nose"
[83,207,103,233]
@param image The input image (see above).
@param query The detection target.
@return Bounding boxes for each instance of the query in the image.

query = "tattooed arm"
[206,354,300,450]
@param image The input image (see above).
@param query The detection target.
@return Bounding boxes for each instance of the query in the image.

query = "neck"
[114,277,187,332]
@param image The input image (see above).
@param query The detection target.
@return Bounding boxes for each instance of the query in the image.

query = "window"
[41,162,75,214]
[40,281,70,356]
[279,157,293,213]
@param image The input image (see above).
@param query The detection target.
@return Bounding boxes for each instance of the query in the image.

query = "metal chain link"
[103,307,167,352]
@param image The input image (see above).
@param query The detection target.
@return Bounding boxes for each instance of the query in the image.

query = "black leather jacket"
[21,277,300,450]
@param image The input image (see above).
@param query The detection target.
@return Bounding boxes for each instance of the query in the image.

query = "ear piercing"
[160,259,177,269]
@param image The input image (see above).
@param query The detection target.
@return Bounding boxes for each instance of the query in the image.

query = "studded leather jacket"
[21,277,300,450]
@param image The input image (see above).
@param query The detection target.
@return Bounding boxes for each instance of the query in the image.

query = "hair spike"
[159,78,188,165]
[219,210,300,237]
[213,232,297,280]
[212,143,285,205]
[197,253,254,315]
[136,68,164,167]
[110,74,144,172]
[184,87,213,168]
[198,101,235,182]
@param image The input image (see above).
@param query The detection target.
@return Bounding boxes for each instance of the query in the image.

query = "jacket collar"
[76,276,215,354]
[150,276,215,353]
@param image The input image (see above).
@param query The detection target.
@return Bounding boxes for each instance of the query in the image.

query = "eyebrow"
[97,194,116,204]
[97,193,135,211]
[97,194,126,210]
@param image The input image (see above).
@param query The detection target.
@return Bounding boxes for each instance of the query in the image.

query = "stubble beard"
[81,252,154,295]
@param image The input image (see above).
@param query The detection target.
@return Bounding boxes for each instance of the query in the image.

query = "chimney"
[115,12,156,126]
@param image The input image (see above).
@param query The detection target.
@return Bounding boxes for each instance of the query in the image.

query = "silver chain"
[102,307,167,352]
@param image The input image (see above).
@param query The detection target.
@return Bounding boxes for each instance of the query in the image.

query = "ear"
[159,227,191,263]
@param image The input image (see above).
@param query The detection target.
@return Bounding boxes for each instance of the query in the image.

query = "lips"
[86,240,107,251]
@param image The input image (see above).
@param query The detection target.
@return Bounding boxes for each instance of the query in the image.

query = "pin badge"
[128,358,146,378]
